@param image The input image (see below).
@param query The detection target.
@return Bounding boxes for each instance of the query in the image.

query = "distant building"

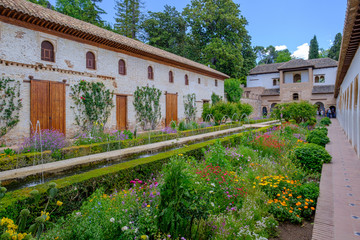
[0,0,228,142]
[335,0,360,157]
[242,58,338,118]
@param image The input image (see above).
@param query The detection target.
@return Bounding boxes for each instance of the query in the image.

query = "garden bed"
[0,119,275,172]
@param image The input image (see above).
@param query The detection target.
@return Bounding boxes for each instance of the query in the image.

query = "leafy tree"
[275,49,292,63]
[319,48,329,58]
[114,0,143,39]
[239,34,257,77]
[202,101,253,124]
[183,93,197,122]
[256,45,278,64]
[28,0,53,8]
[56,0,106,27]
[224,78,243,102]
[211,92,222,105]
[183,0,251,78]
[141,5,187,55]
[271,101,317,123]
[328,33,342,61]
[133,85,162,130]
[309,35,319,59]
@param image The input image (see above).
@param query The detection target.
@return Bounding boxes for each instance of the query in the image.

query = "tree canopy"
[275,49,292,63]
[114,0,143,39]
[309,35,319,59]
[328,33,342,61]
[224,78,243,103]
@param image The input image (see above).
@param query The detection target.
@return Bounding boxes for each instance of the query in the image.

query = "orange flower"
[296,202,301,206]
[289,210,293,213]
[298,208,302,210]
[311,207,315,210]
[304,206,308,209]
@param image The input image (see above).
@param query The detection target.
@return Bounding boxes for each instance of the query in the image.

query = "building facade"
[335,0,360,157]
[0,0,228,142]
[243,58,338,118]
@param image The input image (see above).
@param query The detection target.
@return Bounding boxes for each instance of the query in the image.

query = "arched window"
[185,74,189,85]
[169,71,174,83]
[86,51,96,70]
[119,59,126,75]
[293,74,301,83]
[315,76,319,83]
[148,66,153,80]
[293,93,299,100]
[41,41,55,62]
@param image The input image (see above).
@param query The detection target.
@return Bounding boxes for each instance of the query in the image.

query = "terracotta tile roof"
[261,88,280,96]
[312,85,335,94]
[0,0,229,79]
[249,58,338,75]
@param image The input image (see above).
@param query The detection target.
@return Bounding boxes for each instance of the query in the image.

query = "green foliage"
[27,0,52,8]
[0,181,6,200]
[320,117,331,126]
[306,129,330,147]
[183,0,254,78]
[255,45,277,65]
[141,5,186,56]
[328,33,342,61]
[202,101,253,124]
[224,78,243,102]
[0,78,23,138]
[70,80,114,131]
[211,92,222,105]
[309,35,319,59]
[204,140,230,169]
[275,49,292,63]
[56,0,107,28]
[158,155,196,238]
[183,93,197,122]
[296,182,319,203]
[114,0,143,39]
[271,101,317,123]
[133,85,162,130]
[292,143,332,173]
[315,127,328,136]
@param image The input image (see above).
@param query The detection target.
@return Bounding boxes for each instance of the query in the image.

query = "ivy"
[70,80,114,131]
[183,93,197,122]
[0,77,23,138]
[133,85,162,130]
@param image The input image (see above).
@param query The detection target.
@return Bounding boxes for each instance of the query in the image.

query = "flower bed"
[0,119,275,172]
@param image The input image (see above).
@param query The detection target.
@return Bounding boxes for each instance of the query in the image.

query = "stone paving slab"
[312,119,360,240]
[0,121,277,181]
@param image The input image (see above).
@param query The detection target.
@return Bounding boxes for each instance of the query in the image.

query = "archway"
[270,103,277,112]
[315,102,325,116]
[262,107,268,116]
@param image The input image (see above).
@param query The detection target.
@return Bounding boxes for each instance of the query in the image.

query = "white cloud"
[275,45,287,51]
[291,43,309,60]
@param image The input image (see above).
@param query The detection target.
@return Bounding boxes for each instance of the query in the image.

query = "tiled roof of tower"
[249,58,338,75]
[0,0,229,79]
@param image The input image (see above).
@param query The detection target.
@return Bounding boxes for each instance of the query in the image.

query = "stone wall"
[0,22,225,143]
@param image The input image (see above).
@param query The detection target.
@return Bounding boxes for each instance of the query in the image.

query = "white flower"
[210,183,215,187]
[121,226,129,231]
[211,202,215,207]
[195,182,200,184]
[75,212,81,217]
[135,228,138,233]
[110,217,115,223]
[209,190,214,194]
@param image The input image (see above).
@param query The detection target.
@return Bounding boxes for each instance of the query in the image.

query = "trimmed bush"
[320,117,331,126]
[306,129,330,147]
[292,143,332,173]
[0,127,271,223]
[315,127,328,136]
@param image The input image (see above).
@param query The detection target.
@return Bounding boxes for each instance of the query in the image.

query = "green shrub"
[178,120,187,131]
[306,129,330,147]
[315,127,328,136]
[292,143,332,173]
[271,101,317,123]
[295,181,319,203]
[320,117,331,126]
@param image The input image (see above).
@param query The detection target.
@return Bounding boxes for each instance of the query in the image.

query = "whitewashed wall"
[247,73,280,89]
[313,67,337,85]
[284,70,309,83]
[0,22,224,140]
[336,47,360,157]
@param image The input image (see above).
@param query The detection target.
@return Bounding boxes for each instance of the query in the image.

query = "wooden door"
[30,80,66,134]
[166,93,178,126]
[116,95,127,130]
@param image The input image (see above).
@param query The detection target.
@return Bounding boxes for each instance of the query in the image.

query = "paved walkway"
[313,119,360,240]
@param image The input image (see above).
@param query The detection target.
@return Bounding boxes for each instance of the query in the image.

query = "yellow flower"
[56,201,63,207]
[178,154,183,156]
[146,205,150,208]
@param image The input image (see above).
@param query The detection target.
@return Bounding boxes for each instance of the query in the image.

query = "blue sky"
[48,0,347,59]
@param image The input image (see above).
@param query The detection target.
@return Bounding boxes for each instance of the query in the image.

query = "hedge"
[0,126,271,224]
[0,119,275,171]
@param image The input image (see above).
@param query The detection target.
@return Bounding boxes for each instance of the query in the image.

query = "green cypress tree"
[114,0,143,39]
[328,33,342,61]
[309,35,319,59]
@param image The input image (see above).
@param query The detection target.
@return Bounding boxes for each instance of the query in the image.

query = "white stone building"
[243,58,338,118]
[0,0,228,141]
[335,0,360,157]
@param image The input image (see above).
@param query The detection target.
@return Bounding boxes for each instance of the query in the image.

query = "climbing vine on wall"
[70,80,114,131]
[0,77,22,138]
[183,93,197,122]
[133,85,162,130]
